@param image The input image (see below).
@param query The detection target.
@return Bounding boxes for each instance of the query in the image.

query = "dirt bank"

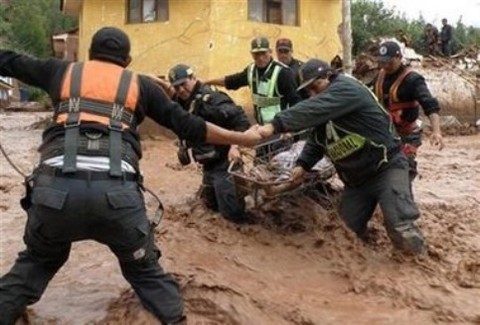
[0,112,479,324]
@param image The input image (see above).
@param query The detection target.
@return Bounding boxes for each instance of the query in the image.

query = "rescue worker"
[0,26,260,325]
[275,38,303,83]
[373,41,444,183]
[256,59,426,255]
[206,36,301,160]
[440,18,453,57]
[205,36,301,126]
[424,23,440,56]
[151,64,252,224]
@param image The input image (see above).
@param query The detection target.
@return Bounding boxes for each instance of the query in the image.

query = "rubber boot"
[389,223,425,254]
[164,315,187,325]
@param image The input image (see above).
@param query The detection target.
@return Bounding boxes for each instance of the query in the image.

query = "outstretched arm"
[145,74,176,99]
[204,77,226,87]
[205,123,261,147]
[427,112,444,150]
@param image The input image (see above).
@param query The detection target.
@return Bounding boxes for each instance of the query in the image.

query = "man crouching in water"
[257,59,426,254]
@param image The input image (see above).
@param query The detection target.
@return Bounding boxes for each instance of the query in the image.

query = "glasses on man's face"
[277,49,290,54]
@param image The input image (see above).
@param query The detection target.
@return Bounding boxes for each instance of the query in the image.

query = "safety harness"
[247,61,282,125]
[40,61,140,175]
[374,68,420,135]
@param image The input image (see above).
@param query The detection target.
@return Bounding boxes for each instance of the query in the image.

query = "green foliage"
[352,0,480,55]
[1,0,77,57]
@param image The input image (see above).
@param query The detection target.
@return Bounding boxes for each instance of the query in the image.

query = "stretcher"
[228,131,336,206]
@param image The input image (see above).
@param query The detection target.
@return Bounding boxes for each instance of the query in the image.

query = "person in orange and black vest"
[0,27,261,325]
[372,41,444,184]
[150,64,253,224]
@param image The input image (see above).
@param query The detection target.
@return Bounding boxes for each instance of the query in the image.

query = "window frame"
[126,0,169,24]
[248,0,299,26]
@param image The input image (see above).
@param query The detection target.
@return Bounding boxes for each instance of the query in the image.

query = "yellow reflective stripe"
[268,65,282,97]
[252,94,281,107]
[247,63,255,89]
[327,133,366,161]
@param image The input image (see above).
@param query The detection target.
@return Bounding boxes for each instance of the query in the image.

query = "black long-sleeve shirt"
[441,24,453,42]
[176,81,250,165]
[0,50,208,148]
[372,65,440,123]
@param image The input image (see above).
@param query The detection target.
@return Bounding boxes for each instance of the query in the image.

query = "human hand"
[257,124,275,139]
[240,125,263,147]
[280,132,293,141]
[228,145,241,162]
[429,132,444,150]
[291,166,306,184]
[145,74,174,96]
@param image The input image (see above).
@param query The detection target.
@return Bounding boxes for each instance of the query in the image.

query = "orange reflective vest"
[374,68,419,135]
[56,61,139,129]
[53,61,140,175]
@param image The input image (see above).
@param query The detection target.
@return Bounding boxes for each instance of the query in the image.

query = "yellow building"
[61,0,342,111]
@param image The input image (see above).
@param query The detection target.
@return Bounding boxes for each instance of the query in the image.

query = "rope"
[0,141,27,178]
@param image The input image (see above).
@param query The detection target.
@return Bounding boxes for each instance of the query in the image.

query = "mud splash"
[1,112,479,324]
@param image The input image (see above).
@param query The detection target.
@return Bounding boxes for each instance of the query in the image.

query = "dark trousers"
[201,160,246,222]
[339,154,424,252]
[399,130,422,183]
[0,171,183,325]
[441,40,451,56]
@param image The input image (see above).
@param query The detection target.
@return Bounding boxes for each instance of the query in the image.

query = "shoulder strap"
[109,70,134,176]
[62,62,83,173]
[389,67,413,103]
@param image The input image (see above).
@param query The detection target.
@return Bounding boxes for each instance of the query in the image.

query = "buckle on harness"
[64,119,81,128]
[108,120,123,131]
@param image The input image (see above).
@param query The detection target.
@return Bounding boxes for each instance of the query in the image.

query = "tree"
[351,0,480,56]
[2,0,77,57]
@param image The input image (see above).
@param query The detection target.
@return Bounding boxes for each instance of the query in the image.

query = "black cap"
[90,27,130,66]
[250,36,270,53]
[168,64,194,86]
[297,59,332,91]
[377,41,402,62]
[276,38,293,50]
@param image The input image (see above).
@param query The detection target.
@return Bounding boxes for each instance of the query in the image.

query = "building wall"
[76,0,341,130]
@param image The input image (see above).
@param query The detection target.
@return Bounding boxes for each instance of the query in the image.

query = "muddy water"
[0,112,479,324]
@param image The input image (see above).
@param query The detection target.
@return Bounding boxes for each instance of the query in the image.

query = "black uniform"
[286,57,304,82]
[271,74,424,254]
[0,49,209,324]
[440,23,453,56]
[373,64,440,181]
[175,81,251,223]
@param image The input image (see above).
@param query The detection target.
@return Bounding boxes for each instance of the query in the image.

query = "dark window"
[248,0,298,26]
[127,0,169,24]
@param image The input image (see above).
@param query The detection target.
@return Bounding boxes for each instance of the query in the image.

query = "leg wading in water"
[200,160,249,224]
[0,171,185,325]
[339,155,425,254]
[400,131,422,184]
[0,26,261,325]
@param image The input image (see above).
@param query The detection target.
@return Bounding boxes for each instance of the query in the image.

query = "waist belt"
[36,165,141,182]
[38,133,140,170]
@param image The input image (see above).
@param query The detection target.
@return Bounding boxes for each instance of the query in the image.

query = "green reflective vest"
[247,61,282,125]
